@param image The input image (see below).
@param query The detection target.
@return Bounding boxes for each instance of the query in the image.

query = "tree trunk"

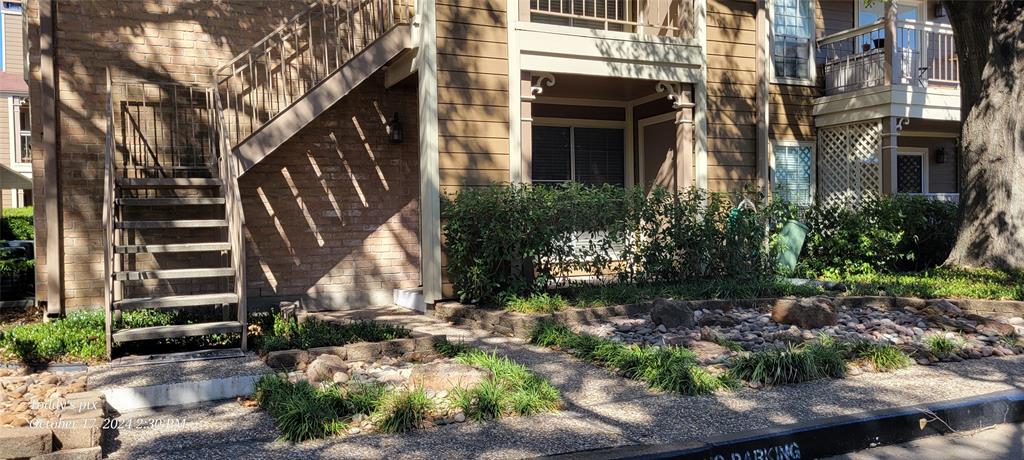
[941,0,1024,270]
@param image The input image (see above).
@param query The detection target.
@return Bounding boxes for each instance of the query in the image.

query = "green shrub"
[373,388,434,433]
[728,336,847,386]
[529,321,731,396]
[800,196,957,276]
[1,206,33,240]
[0,256,33,275]
[345,382,389,415]
[442,184,793,304]
[0,311,106,363]
[258,315,410,352]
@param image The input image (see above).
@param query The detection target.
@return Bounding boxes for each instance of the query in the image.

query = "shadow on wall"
[238,75,421,310]
[33,0,414,308]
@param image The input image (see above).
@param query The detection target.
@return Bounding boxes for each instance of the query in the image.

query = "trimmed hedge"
[442,184,793,304]
[1,206,33,240]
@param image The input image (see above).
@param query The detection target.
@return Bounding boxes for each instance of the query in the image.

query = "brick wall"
[26,0,420,309]
[240,74,421,309]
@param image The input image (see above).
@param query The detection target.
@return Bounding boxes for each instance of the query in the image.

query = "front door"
[640,114,689,193]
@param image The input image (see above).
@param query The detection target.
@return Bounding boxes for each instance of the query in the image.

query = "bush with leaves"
[800,195,957,276]
[443,184,794,303]
[1,206,33,240]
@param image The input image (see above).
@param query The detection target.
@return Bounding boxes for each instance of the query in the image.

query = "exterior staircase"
[100,0,414,359]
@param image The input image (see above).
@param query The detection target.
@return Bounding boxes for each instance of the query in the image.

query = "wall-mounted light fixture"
[388,112,403,144]
[935,147,947,164]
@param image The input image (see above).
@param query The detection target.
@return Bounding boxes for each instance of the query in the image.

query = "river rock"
[771,298,837,329]
[306,355,349,383]
[650,299,695,329]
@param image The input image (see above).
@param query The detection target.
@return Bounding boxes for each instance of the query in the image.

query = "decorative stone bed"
[0,367,105,459]
[438,296,1024,368]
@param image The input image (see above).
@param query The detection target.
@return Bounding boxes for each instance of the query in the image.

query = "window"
[14,98,29,163]
[772,0,814,83]
[773,143,814,206]
[532,125,624,186]
[1,2,22,12]
[896,151,927,193]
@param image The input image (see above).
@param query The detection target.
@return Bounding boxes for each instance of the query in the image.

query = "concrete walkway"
[105,308,1024,459]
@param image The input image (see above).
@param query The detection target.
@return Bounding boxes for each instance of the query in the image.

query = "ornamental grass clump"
[850,342,912,372]
[254,375,350,442]
[503,293,570,314]
[923,333,965,358]
[728,335,846,386]
[451,348,561,420]
[373,388,434,434]
[529,321,731,396]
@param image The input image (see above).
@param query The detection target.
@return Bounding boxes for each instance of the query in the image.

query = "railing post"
[883,0,896,85]
[102,68,115,360]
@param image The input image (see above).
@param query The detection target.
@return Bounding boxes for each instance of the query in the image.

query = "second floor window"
[15,98,29,163]
[773,0,814,83]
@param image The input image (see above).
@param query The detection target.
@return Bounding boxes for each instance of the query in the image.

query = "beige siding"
[3,11,23,75]
[706,0,757,193]
[435,0,510,189]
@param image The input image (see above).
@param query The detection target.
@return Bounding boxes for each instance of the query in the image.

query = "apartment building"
[0,0,30,211]
[24,0,960,353]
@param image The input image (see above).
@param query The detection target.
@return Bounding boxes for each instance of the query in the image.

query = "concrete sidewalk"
[104,314,1024,459]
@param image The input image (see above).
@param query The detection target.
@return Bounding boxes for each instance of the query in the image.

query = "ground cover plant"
[253,339,560,442]
[839,267,1024,301]
[530,321,732,395]
[726,335,847,386]
[257,314,410,352]
[848,342,913,372]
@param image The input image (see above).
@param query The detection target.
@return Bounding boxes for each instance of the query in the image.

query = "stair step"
[116,178,222,189]
[115,242,232,254]
[116,219,228,229]
[113,268,235,281]
[116,197,226,206]
[114,293,239,310]
[112,321,243,343]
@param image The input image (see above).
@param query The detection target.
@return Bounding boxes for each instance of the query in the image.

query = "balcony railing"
[526,0,695,38]
[818,20,958,95]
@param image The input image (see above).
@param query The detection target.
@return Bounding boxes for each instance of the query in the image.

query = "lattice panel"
[817,121,882,207]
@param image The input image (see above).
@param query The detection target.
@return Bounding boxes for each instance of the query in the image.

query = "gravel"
[101,313,1024,459]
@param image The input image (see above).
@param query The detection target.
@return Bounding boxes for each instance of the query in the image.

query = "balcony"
[523,0,697,39]
[818,20,959,96]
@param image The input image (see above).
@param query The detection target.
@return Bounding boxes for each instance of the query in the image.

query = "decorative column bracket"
[526,72,555,100]
[656,81,694,110]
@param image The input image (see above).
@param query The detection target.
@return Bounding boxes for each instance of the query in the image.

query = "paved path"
[825,423,1024,459]
[105,309,1024,459]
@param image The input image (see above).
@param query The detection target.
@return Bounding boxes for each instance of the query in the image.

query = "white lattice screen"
[817,121,882,206]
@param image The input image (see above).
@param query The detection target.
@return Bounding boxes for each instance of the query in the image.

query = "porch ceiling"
[536,73,667,101]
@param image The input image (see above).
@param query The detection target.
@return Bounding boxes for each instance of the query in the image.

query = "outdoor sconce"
[935,147,947,164]
[388,112,403,144]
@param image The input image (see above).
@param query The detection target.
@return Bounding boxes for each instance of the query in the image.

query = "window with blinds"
[532,125,624,186]
[773,143,814,206]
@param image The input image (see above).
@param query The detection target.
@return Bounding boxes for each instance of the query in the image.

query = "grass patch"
[923,333,965,358]
[508,278,824,312]
[838,267,1024,301]
[530,321,732,396]
[728,335,847,386]
[850,342,912,372]
[254,375,350,442]
[258,316,410,353]
[503,293,569,314]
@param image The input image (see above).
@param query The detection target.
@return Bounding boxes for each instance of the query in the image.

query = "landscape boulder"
[771,297,837,329]
[408,362,490,392]
[265,349,309,370]
[306,354,349,383]
[921,299,963,317]
[650,299,695,329]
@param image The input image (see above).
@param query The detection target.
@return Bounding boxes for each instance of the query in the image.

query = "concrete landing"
[89,353,271,412]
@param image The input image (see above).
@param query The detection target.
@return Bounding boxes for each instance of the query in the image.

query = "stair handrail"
[211,84,248,351]
[102,68,116,359]
[213,0,413,148]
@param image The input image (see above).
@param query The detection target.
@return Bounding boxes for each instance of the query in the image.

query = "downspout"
[756,0,771,196]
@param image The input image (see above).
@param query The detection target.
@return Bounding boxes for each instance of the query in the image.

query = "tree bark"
[941,0,1024,270]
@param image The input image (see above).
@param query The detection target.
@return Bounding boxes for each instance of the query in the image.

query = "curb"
[101,373,267,412]
[545,389,1024,460]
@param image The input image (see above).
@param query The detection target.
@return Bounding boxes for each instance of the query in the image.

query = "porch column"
[881,117,908,196]
[520,72,533,183]
[883,0,896,85]
[675,106,695,189]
